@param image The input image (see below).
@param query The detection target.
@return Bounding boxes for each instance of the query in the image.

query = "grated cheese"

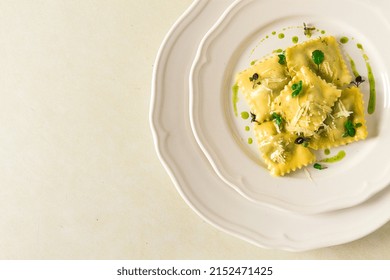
[270,140,286,163]
[334,100,353,118]
[322,62,334,78]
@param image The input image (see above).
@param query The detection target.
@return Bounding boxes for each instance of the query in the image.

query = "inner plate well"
[190,0,390,214]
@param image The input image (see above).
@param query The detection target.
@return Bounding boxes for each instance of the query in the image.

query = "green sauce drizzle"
[250,60,257,65]
[320,150,346,163]
[340,37,349,44]
[292,36,299,44]
[366,61,376,114]
[357,43,376,114]
[248,138,253,144]
[278,33,285,39]
[232,83,239,117]
[324,148,330,155]
[273,48,283,53]
[241,111,249,119]
[321,30,326,34]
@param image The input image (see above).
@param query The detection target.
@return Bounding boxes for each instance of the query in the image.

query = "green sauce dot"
[241,111,250,119]
[272,31,276,35]
[321,30,326,34]
[357,43,363,50]
[340,37,349,44]
[292,36,299,44]
[245,126,250,131]
[278,33,285,39]
[324,148,330,155]
[248,138,253,144]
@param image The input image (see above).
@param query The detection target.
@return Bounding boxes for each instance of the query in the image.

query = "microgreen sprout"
[312,50,325,72]
[294,136,310,146]
[291,80,303,97]
[303,22,315,37]
[278,53,286,65]
[313,163,327,170]
[342,119,361,137]
[271,112,284,129]
[249,73,261,89]
[250,112,260,124]
[350,75,365,87]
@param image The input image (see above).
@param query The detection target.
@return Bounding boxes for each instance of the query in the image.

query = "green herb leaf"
[344,119,356,137]
[278,53,286,65]
[313,163,327,170]
[312,50,325,70]
[355,122,362,128]
[291,80,303,97]
[271,112,283,129]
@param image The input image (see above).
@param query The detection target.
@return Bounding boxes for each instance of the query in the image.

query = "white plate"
[150,0,390,251]
[189,0,390,214]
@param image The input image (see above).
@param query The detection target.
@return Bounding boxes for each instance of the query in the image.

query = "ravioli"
[234,34,368,177]
[253,121,316,176]
[273,66,342,137]
[285,36,352,87]
[310,87,368,150]
[235,54,290,123]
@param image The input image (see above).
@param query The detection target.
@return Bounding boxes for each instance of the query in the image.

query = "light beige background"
[0,0,389,259]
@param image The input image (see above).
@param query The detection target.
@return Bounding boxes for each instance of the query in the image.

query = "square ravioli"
[272,66,342,137]
[235,54,290,123]
[310,86,368,150]
[253,121,316,176]
[285,36,352,87]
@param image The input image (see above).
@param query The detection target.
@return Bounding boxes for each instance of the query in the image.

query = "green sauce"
[324,148,330,155]
[248,138,253,144]
[278,33,285,39]
[245,126,250,131]
[250,60,257,65]
[357,43,376,114]
[366,61,376,114]
[232,83,239,117]
[321,30,326,34]
[272,31,276,35]
[320,150,346,163]
[292,36,299,44]
[273,48,283,53]
[241,111,249,119]
[348,55,360,78]
[340,37,349,44]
